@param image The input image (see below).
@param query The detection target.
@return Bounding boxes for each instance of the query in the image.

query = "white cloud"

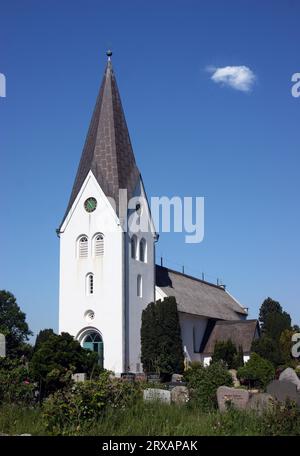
[207,65,256,92]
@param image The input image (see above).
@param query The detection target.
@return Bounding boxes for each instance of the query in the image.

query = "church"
[57,51,259,374]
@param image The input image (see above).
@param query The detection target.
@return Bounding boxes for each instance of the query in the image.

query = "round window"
[84,310,95,322]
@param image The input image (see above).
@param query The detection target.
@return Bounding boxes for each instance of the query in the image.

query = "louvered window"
[79,236,88,258]
[94,233,104,256]
[139,238,147,262]
[131,235,137,260]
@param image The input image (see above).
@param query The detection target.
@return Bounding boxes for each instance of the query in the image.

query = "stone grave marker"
[171,373,184,383]
[143,388,171,404]
[71,373,86,382]
[267,380,300,406]
[121,372,136,382]
[135,373,146,382]
[247,393,274,414]
[167,381,187,388]
[279,368,300,391]
[0,334,6,358]
[170,386,189,405]
[147,373,161,383]
[217,386,250,412]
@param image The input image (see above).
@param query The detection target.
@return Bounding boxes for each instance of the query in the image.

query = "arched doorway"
[82,331,103,368]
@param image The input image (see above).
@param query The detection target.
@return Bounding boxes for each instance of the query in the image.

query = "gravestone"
[217,386,250,412]
[121,372,136,383]
[279,368,300,391]
[71,373,86,382]
[167,381,187,389]
[247,393,274,414]
[0,334,6,357]
[267,380,300,406]
[147,373,161,383]
[135,373,146,382]
[171,386,189,405]
[143,388,171,404]
[171,373,184,383]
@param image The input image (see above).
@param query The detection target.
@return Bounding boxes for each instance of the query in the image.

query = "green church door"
[82,332,103,368]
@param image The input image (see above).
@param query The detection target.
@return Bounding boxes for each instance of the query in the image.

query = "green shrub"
[211,340,244,369]
[237,353,275,389]
[42,372,142,434]
[184,361,233,410]
[212,340,237,368]
[0,358,36,405]
[232,345,244,369]
[183,362,205,389]
[30,331,100,399]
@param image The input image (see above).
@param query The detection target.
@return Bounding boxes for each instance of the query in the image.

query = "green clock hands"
[84,197,97,213]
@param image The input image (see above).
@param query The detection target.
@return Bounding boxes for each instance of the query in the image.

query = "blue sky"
[1,0,300,339]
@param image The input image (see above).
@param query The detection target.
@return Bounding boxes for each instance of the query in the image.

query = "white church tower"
[58,51,157,374]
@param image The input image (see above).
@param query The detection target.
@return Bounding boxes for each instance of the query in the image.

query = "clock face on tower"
[84,197,97,213]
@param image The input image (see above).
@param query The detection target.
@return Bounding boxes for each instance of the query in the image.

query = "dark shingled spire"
[60,52,140,227]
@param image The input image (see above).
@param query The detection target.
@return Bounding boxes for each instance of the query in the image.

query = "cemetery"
[1,290,300,436]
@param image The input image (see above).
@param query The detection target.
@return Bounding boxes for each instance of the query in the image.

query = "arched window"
[78,235,88,258]
[86,273,94,295]
[137,274,142,297]
[82,331,103,368]
[94,233,104,256]
[131,235,137,260]
[139,238,147,262]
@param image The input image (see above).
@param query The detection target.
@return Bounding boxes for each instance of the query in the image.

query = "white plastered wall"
[59,171,124,373]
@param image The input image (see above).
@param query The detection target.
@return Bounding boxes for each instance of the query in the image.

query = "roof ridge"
[155,264,225,291]
[215,319,258,325]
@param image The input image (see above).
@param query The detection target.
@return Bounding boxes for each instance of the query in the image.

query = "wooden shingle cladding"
[60,59,140,228]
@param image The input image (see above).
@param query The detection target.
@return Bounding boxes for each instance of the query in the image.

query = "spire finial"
[106,49,112,61]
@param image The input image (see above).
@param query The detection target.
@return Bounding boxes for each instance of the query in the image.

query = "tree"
[30,332,100,398]
[259,297,282,329]
[252,335,283,366]
[254,297,293,367]
[141,297,184,376]
[264,311,291,341]
[233,345,245,369]
[34,328,55,351]
[259,297,291,338]
[211,339,237,369]
[279,328,298,366]
[0,290,33,357]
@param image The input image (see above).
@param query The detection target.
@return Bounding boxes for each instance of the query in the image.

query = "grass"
[0,403,44,435]
[82,402,262,436]
[0,401,263,436]
[2,399,300,436]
